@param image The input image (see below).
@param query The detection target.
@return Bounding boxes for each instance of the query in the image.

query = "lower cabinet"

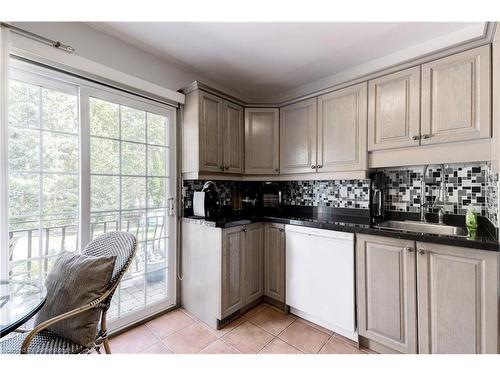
[264,223,286,302]
[356,234,417,354]
[356,234,499,354]
[221,223,264,319]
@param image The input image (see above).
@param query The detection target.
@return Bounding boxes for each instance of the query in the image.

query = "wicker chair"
[0,231,137,354]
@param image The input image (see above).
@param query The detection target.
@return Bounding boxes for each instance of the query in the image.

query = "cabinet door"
[264,223,285,302]
[244,223,264,304]
[245,108,280,175]
[421,45,491,145]
[317,82,368,172]
[280,98,317,174]
[356,234,417,354]
[221,226,245,318]
[416,242,498,354]
[199,91,223,172]
[368,66,421,151]
[222,100,244,174]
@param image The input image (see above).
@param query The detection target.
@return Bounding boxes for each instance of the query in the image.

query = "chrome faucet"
[420,164,447,224]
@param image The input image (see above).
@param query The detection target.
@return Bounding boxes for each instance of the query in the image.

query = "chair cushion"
[35,251,116,348]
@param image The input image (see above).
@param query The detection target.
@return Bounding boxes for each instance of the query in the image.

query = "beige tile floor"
[109,303,376,354]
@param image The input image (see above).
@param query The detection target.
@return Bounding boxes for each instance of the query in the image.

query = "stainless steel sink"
[374,220,468,237]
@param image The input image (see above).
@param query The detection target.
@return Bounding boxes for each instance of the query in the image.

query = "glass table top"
[0,279,46,338]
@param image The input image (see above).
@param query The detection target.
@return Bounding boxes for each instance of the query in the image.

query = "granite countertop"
[183,207,499,252]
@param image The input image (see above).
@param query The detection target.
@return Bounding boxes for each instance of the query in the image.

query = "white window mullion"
[0,26,10,280]
[79,87,91,250]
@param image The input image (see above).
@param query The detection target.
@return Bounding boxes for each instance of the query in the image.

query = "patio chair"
[0,231,137,354]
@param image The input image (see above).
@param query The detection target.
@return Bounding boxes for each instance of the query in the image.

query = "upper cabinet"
[182,88,244,176]
[245,108,280,175]
[222,100,244,174]
[198,91,223,172]
[420,45,491,145]
[318,82,368,172]
[368,66,421,151]
[279,98,318,174]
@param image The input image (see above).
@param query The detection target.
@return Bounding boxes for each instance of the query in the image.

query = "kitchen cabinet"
[182,88,244,176]
[220,223,264,319]
[244,223,264,304]
[264,223,285,302]
[317,82,368,172]
[356,234,499,354]
[421,45,491,145]
[356,234,418,354]
[279,98,317,174]
[416,242,498,354]
[245,108,280,175]
[221,225,245,318]
[221,100,244,174]
[368,66,421,151]
[198,90,223,172]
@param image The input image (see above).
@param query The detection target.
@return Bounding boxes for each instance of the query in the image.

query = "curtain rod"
[0,22,75,53]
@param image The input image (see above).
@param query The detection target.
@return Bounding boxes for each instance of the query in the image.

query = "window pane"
[122,177,146,209]
[43,174,79,214]
[90,98,119,138]
[146,209,167,240]
[42,88,78,133]
[121,106,145,142]
[121,210,146,242]
[91,176,120,211]
[147,112,167,146]
[121,142,146,175]
[146,269,167,306]
[91,212,119,239]
[9,80,40,129]
[147,145,167,176]
[120,276,145,316]
[9,128,40,172]
[147,178,167,208]
[42,132,79,172]
[42,218,78,256]
[91,137,120,174]
[9,173,39,217]
[124,242,145,280]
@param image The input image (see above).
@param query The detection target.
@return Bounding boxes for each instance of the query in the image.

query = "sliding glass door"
[4,59,177,331]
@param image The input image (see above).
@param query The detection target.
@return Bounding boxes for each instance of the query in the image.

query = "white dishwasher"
[285,225,357,341]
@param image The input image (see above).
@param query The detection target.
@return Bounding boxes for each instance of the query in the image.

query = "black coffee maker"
[370,172,386,223]
[201,181,220,220]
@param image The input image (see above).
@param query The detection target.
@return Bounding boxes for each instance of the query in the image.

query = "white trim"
[0,26,10,279]
[9,32,185,106]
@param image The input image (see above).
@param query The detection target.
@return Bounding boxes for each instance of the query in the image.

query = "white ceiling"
[87,22,487,102]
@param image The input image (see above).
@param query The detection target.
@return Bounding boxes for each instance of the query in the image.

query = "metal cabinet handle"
[275,168,279,173]
[224,166,229,170]
[220,165,224,171]
[405,247,414,253]
[278,228,284,232]
[317,165,323,169]
[242,227,247,233]
[411,135,420,141]
[418,249,426,255]
[311,165,317,169]
[421,134,431,139]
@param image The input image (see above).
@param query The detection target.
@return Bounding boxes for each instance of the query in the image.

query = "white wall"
[11,22,241,98]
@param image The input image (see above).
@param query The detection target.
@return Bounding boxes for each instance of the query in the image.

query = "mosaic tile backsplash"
[280,180,370,209]
[382,162,498,226]
[182,162,499,227]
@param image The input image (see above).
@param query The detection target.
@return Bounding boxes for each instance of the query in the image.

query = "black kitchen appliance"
[370,172,386,223]
[192,181,220,220]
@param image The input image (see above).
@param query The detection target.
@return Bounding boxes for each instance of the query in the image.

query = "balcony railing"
[8,215,166,282]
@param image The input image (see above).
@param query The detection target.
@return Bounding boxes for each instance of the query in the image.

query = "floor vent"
[217,310,240,328]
